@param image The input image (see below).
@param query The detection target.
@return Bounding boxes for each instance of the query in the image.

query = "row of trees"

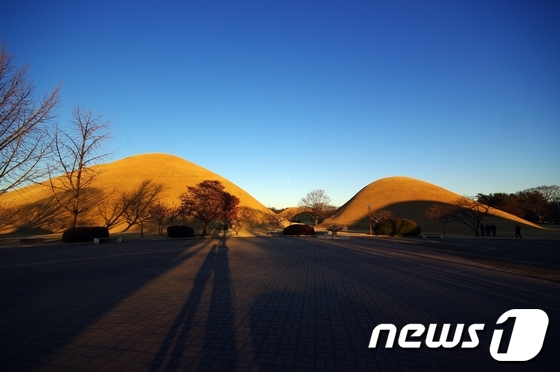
[97,179,239,237]
[476,186,560,224]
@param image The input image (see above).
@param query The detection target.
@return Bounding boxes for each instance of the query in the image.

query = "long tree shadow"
[150,237,238,371]
[4,193,68,236]
[0,239,211,370]
[259,237,560,370]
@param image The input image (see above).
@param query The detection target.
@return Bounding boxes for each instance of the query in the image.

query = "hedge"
[167,225,195,238]
[283,224,316,236]
[373,218,421,237]
[62,226,109,243]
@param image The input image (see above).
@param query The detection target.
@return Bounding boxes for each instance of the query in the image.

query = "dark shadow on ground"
[0,239,211,370]
[246,236,560,370]
[391,237,560,282]
[150,237,238,371]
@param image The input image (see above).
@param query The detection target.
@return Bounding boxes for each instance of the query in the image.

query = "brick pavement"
[0,236,558,371]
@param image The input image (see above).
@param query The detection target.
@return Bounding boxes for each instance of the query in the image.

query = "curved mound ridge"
[324,176,538,232]
[326,176,459,224]
[85,153,269,211]
[0,153,273,234]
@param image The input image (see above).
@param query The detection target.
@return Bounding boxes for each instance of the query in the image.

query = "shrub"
[167,225,195,238]
[283,224,316,236]
[62,226,109,243]
[373,218,421,237]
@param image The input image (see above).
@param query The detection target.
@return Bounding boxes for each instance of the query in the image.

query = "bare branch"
[298,189,336,225]
[425,204,456,236]
[370,209,393,224]
[148,202,179,235]
[48,105,112,227]
[450,196,492,237]
[121,180,165,237]
[0,44,61,193]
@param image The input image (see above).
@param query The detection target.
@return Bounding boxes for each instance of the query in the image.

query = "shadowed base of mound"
[0,194,72,237]
[0,207,274,240]
[323,200,560,239]
[105,207,274,238]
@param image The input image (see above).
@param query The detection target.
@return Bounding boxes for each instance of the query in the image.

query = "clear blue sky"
[2,1,559,208]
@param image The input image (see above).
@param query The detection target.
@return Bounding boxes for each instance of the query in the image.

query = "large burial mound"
[323,176,546,238]
[0,153,274,236]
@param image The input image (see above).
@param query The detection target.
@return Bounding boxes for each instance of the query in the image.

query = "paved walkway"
[0,237,558,371]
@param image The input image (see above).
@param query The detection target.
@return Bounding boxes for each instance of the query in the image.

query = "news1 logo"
[369,309,549,362]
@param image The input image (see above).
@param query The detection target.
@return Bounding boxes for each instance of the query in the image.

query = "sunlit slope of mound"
[0,153,274,235]
[324,176,541,236]
[87,153,269,211]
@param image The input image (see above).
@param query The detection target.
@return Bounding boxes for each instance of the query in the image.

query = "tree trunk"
[72,211,78,228]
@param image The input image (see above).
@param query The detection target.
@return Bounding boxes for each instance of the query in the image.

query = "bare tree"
[98,189,140,230]
[0,44,61,194]
[450,196,492,237]
[120,180,165,237]
[265,211,284,230]
[49,105,112,227]
[371,209,393,224]
[148,202,179,235]
[425,204,456,236]
[97,182,168,234]
[298,189,336,225]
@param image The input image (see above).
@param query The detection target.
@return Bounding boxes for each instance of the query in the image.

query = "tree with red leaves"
[179,180,239,235]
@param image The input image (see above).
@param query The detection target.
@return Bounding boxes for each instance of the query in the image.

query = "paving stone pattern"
[0,237,558,371]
